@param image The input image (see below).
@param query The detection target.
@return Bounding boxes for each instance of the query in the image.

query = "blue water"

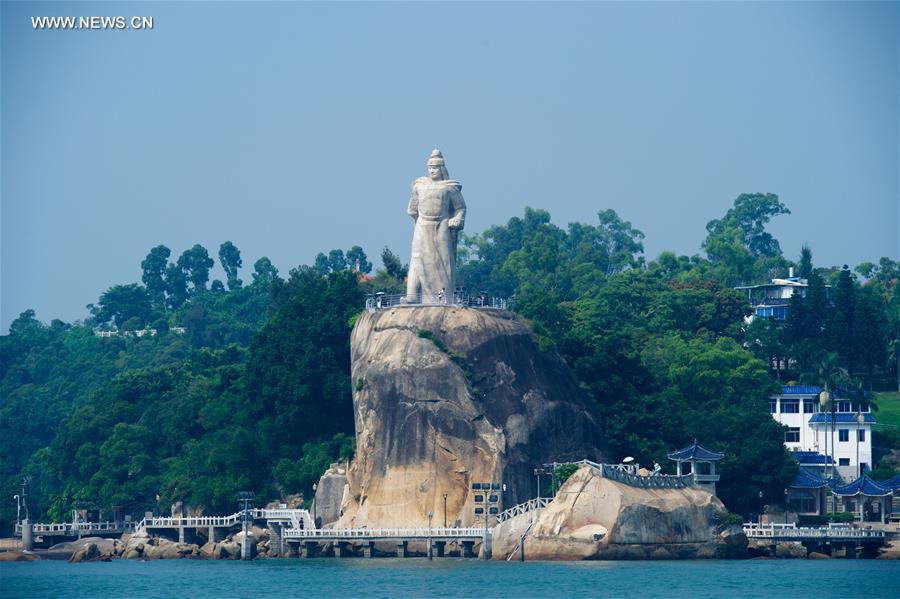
[1,558,897,599]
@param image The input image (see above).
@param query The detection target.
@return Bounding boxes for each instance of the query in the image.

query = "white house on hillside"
[770,385,873,482]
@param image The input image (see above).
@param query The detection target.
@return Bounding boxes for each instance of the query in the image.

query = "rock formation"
[336,306,606,528]
[492,465,747,560]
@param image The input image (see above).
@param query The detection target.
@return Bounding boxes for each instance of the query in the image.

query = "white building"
[736,270,808,323]
[770,385,873,482]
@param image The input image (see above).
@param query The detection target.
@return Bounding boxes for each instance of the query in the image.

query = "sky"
[2,1,898,330]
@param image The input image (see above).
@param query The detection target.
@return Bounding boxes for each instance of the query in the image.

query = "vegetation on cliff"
[2,195,897,531]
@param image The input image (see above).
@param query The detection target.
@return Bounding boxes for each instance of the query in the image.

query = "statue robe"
[406,177,466,300]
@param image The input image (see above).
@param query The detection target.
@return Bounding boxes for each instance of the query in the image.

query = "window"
[785,427,800,443]
[859,403,870,413]
[769,401,777,414]
[781,400,799,414]
[839,429,849,442]
[803,400,815,414]
[837,401,852,413]
[474,507,484,515]
[839,458,850,466]
[858,429,865,442]
[474,495,484,503]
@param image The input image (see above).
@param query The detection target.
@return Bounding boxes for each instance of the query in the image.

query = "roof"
[791,450,834,465]
[666,439,725,462]
[808,413,876,424]
[831,474,892,497]
[879,474,900,493]
[790,468,831,489]
[780,385,823,396]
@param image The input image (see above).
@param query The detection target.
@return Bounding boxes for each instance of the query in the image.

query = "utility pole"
[442,494,448,528]
[427,511,433,560]
[237,491,255,560]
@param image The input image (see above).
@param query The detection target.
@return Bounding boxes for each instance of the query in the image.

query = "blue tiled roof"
[791,468,830,489]
[667,439,725,462]
[880,474,900,492]
[791,450,834,465]
[831,474,892,497]
[781,385,823,395]
[808,413,876,424]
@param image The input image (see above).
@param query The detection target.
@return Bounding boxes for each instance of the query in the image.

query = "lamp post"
[13,495,20,527]
[784,488,789,524]
[237,491,255,560]
[427,511,434,560]
[758,490,764,525]
[442,493,448,528]
[856,412,865,479]
[819,389,831,483]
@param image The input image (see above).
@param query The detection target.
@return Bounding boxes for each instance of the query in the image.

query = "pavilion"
[830,474,893,523]
[667,439,725,496]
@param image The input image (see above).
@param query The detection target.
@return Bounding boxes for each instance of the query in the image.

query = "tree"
[798,245,813,280]
[97,284,152,329]
[141,245,171,307]
[829,266,856,367]
[218,241,243,290]
[703,193,791,285]
[177,245,214,293]
[328,249,347,273]
[380,246,407,281]
[252,257,279,287]
[346,246,372,274]
[164,264,188,310]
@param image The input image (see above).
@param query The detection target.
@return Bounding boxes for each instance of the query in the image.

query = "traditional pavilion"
[667,440,725,496]
[831,474,897,523]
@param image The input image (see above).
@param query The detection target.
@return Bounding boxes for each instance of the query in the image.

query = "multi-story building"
[736,269,808,322]
[770,385,874,482]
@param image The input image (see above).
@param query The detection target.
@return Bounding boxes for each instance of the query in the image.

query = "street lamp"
[758,490,764,525]
[819,389,831,483]
[427,511,434,560]
[784,488,789,524]
[13,494,20,527]
[442,494,448,528]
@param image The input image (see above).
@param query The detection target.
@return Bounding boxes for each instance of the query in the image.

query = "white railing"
[365,293,512,312]
[496,498,551,524]
[19,508,314,537]
[282,527,484,540]
[742,523,886,540]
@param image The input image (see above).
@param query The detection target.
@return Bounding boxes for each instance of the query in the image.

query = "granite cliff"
[335,306,606,528]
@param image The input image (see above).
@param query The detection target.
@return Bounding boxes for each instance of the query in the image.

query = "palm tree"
[805,353,849,488]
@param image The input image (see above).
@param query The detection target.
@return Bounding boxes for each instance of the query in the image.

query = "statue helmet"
[427,149,445,167]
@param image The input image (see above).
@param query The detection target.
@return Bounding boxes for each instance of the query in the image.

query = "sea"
[1,558,897,599]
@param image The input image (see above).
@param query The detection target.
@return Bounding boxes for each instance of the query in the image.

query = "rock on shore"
[492,465,747,560]
[337,306,606,528]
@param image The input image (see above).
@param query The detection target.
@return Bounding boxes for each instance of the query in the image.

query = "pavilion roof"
[790,468,831,489]
[830,474,892,497]
[791,450,834,465]
[666,439,724,462]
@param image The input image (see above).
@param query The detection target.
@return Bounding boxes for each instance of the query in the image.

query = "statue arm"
[407,183,419,221]
[448,189,466,229]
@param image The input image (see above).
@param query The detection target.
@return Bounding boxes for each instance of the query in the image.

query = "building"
[770,385,874,482]
[735,269,807,322]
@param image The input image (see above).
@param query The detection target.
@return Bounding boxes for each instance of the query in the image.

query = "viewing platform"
[365,292,512,312]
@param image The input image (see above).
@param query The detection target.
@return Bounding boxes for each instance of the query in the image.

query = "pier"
[743,523,888,558]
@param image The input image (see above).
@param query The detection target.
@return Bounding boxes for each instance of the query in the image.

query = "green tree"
[218,241,243,290]
[177,244,214,293]
[346,246,372,274]
[252,257,279,287]
[97,284,152,329]
[141,245,171,307]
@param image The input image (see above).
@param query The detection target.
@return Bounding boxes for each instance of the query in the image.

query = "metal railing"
[282,527,484,541]
[16,508,314,537]
[496,498,551,524]
[742,523,886,540]
[365,293,512,312]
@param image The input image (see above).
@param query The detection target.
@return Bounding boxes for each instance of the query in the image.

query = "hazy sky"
[2,1,898,330]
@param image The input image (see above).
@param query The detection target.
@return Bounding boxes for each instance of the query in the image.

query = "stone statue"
[406,149,466,301]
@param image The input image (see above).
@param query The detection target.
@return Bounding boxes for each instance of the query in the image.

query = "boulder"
[775,542,807,558]
[338,306,606,528]
[68,538,120,562]
[492,465,743,560]
[808,551,831,559]
[315,463,350,527]
[142,539,200,560]
[0,550,39,562]
[199,541,217,558]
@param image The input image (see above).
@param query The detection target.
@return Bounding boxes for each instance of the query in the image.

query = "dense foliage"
[2,195,897,532]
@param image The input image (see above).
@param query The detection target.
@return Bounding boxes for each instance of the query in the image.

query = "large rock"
[338,306,606,528]
[314,462,349,527]
[493,465,745,560]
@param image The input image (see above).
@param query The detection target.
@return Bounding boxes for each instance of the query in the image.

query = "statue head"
[427,149,449,181]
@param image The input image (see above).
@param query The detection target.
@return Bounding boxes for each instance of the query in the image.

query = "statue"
[406,149,466,301]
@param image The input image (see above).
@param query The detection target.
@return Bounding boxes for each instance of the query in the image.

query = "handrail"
[742,524,886,540]
[365,293,512,312]
[496,498,550,524]
[282,527,484,540]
